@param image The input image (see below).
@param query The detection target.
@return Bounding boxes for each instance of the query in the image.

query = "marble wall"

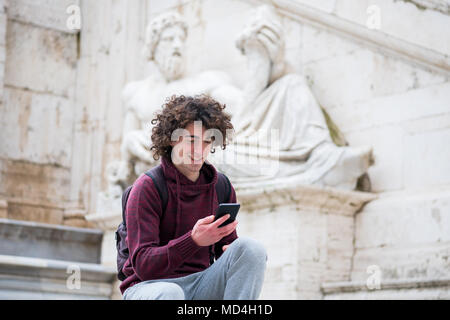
[0,0,79,225]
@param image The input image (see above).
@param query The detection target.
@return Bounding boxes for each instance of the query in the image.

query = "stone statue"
[207,5,373,192]
[99,6,373,212]
[98,11,235,208]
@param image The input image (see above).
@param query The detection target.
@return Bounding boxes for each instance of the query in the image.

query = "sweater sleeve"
[125,175,202,281]
[214,183,239,260]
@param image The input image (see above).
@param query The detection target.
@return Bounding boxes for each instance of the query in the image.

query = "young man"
[120,95,267,300]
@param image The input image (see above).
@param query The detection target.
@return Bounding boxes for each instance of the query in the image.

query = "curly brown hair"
[150,94,234,160]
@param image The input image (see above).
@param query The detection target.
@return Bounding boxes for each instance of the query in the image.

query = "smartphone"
[214,203,240,228]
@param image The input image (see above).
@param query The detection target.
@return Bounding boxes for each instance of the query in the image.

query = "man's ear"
[170,136,181,147]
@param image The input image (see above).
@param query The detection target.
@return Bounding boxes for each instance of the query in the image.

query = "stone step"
[0,254,116,299]
[321,277,450,299]
[0,218,103,264]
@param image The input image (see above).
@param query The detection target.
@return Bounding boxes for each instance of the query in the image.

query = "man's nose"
[192,142,208,154]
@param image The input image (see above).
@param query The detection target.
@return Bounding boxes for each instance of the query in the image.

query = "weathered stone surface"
[0,158,70,224]
[236,185,375,299]
[305,48,447,111]
[0,87,74,168]
[327,82,450,192]
[329,82,450,134]
[351,243,450,282]
[7,0,81,34]
[6,202,63,225]
[350,188,450,290]
[63,218,92,229]
[237,183,376,215]
[0,7,6,103]
[355,190,450,248]
[0,200,6,218]
[333,0,450,55]
[404,128,450,188]
[322,277,450,300]
[4,20,77,97]
[0,254,116,299]
[0,218,103,264]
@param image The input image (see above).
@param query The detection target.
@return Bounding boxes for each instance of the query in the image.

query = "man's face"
[154,25,186,81]
[170,121,213,174]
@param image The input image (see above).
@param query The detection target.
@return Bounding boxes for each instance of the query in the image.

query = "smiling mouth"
[190,156,202,162]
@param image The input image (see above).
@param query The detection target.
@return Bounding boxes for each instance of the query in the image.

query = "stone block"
[322,277,450,299]
[334,0,450,55]
[294,0,337,13]
[7,0,80,33]
[0,200,6,218]
[236,184,374,299]
[301,23,359,64]
[0,13,6,46]
[328,82,450,134]
[352,189,450,284]
[404,128,450,188]
[304,48,447,111]
[6,202,63,225]
[0,254,116,299]
[344,125,404,192]
[0,158,70,224]
[0,218,103,264]
[185,0,251,77]
[351,243,450,282]
[4,20,77,97]
[355,189,450,249]
[0,87,74,168]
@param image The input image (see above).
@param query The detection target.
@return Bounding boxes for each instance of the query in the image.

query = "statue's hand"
[255,22,284,63]
[236,16,285,82]
[122,130,154,163]
[106,161,130,184]
[237,22,283,57]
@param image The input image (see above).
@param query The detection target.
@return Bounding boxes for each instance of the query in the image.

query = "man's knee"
[155,282,185,300]
[128,282,185,300]
[232,237,268,264]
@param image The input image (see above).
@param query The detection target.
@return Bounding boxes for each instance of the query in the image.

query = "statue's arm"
[120,82,142,161]
[122,109,140,140]
[235,7,285,105]
[121,82,141,135]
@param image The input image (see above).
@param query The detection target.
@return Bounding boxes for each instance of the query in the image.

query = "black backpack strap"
[121,186,133,228]
[121,165,167,228]
[123,168,230,226]
[121,165,231,267]
[210,172,232,265]
[215,172,232,204]
[145,165,168,212]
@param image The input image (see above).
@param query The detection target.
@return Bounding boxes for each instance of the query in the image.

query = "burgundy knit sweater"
[119,156,238,294]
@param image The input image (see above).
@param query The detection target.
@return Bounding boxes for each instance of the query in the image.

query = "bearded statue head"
[143,11,188,81]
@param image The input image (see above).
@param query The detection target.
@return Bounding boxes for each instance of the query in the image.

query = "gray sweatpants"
[122,237,267,300]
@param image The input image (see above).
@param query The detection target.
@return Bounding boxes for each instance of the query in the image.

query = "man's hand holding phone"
[191,214,238,247]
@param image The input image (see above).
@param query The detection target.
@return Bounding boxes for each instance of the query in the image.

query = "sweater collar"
[160,155,218,238]
[160,155,218,189]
